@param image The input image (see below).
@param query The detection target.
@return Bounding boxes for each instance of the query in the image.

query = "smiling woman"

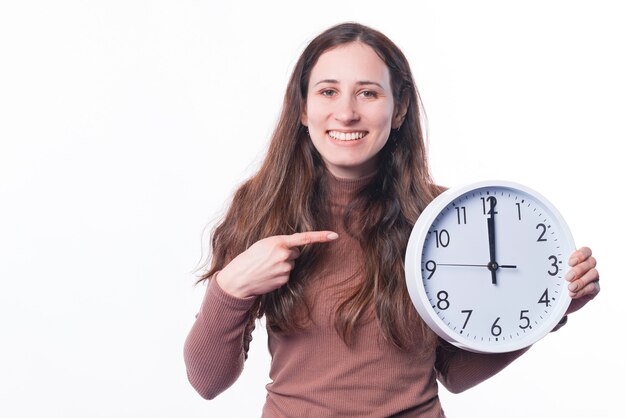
[302,42,405,179]
[183,22,599,418]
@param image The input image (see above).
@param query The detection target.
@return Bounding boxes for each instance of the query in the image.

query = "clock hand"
[487,196,498,284]
[438,263,486,267]
[438,263,517,268]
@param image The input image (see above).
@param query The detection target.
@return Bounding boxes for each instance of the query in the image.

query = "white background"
[1,1,623,417]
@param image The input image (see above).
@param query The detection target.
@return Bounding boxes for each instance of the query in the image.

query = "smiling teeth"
[328,131,366,141]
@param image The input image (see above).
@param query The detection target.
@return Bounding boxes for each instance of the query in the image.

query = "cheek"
[304,101,326,128]
[375,104,396,129]
[309,131,327,151]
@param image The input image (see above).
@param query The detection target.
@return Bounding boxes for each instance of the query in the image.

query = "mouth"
[327,130,368,142]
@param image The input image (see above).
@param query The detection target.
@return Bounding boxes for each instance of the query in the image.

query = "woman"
[184,22,599,417]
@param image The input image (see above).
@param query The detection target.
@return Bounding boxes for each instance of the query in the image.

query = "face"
[301,42,404,179]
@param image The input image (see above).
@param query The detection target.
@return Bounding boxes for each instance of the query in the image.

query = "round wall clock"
[405,180,574,353]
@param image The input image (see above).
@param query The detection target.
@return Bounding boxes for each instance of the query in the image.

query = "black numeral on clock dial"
[481,196,498,216]
[436,291,450,310]
[538,289,550,306]
[455,206,467,224]
[424,260,437,279]
[491,317,502,336]
[537,223,548,242]
[548,255,559,276]
[433,229,450,248]
[519,310,530,329]
[461,310,473,330]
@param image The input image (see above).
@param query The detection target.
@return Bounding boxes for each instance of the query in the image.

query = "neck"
[325,169,376,207]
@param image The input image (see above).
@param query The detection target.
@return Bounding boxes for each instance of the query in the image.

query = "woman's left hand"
[565,246,600,315]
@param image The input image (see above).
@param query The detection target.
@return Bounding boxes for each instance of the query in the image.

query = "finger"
[568,266,600,293]
[275,260,296,275]
[269,275,290,290]
[565,256,597,283]
[287,248,301,260]
[570,279,600,299]
[568,246,593,267]
[283,231,339,248]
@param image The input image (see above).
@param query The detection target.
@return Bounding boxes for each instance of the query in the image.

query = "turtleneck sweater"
[184,173,529,417]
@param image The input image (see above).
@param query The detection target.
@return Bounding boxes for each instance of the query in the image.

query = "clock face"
[405,181,574,353]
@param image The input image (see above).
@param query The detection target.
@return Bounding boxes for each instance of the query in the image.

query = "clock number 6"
[491,317,502,337]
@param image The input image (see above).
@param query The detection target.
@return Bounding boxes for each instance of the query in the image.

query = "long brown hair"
[201,22,442,351]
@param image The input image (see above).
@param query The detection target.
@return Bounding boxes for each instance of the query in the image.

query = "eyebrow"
[313,79,384,89]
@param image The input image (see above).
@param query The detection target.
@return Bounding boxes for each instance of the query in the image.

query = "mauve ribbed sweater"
[184,173,529,417]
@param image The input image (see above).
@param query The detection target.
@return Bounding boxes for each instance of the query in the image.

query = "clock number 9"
[424,260,437,279]
[436,291,450,310]
[491,317,502,337]
[548,255,559,276]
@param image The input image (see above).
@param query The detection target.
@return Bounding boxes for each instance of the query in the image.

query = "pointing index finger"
[283,231,339,248]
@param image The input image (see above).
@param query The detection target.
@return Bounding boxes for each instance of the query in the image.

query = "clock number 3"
[548,255,559,276]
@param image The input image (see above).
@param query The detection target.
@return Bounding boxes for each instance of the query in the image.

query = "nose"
[333,96,360,124]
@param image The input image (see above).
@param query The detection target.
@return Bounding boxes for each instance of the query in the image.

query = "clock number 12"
[481,196,498,216]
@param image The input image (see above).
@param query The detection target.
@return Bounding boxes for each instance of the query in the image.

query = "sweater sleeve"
[434,339,530,394]
[183,277,258,399]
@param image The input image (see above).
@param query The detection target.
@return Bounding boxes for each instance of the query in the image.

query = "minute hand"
[487,198,498,284]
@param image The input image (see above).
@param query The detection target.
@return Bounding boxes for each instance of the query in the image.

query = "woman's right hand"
[216,231,339,298]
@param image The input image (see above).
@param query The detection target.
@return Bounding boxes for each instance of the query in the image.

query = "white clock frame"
[405,180,574,353]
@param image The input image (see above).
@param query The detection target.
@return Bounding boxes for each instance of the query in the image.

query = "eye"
[359,90,379,99]
[320,89,337,97]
